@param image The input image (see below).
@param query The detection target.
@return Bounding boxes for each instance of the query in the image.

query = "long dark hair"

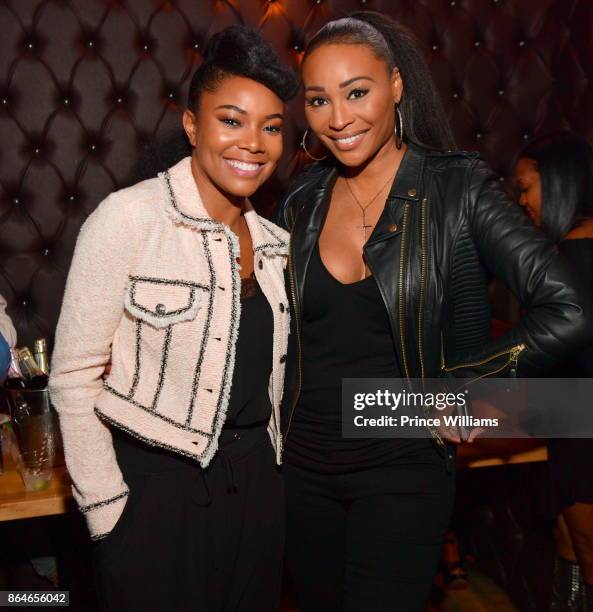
[520,132,593,243]
[303,11,456,152]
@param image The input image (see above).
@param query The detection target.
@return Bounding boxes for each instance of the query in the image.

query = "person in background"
[516,132,593,611]
[0,294,16,382]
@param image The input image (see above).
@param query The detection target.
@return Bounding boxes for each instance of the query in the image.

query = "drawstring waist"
[216,422,270,495]
[111,422,271,504]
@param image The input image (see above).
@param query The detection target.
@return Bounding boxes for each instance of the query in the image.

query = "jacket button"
[388,223,398,232]
[279,303,285,313]
[407,188,417,197]
[155,303,166,314]
[280,354,287,363]
[258,260,263,270]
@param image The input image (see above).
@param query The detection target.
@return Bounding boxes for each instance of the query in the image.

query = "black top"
[553,238,593,376]
[283,243,432,473]
[225,277,273,427]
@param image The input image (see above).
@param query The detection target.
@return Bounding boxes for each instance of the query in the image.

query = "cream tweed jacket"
[49,157,290,539]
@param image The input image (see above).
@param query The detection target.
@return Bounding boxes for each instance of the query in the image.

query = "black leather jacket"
[274,142,593,458]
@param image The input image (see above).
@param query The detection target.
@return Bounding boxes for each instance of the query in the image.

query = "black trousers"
[284,443,455,612]
[92,425,284,612]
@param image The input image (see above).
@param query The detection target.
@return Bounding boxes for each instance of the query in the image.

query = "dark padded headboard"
[1,0,592,348]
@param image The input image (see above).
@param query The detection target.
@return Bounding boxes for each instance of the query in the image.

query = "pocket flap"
[125,276,208,329]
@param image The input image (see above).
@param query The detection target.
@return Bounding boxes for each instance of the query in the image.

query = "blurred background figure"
[516,132,593,611]
[0,294,16,384]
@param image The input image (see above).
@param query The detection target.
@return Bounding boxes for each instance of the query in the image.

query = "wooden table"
[457,438,547,469]
[0,456,75,522]
[0,440,547,523]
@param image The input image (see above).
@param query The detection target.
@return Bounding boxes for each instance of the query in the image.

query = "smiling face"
[515,157,542,226]
[302,43,402,167]
[183,75,284,200]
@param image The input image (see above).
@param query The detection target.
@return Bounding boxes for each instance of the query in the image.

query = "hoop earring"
[395,104,404,150]
[301,128,327,161]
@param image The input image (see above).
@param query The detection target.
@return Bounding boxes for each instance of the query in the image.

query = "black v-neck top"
[283,243,433,473]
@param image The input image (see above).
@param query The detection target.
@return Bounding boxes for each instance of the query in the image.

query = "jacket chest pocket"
[119,276,211,411]
[125,276,209,329]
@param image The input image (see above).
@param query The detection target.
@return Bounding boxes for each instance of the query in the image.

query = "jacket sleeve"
[0,293,17,348]
[462,159,593,374]
[49,194,136,540]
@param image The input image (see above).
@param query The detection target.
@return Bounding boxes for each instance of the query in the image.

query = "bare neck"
[340,139,407,187]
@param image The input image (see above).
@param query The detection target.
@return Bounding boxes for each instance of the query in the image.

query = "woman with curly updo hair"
[50,26,297,611]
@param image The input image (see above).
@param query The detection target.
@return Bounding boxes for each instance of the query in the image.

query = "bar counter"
[0,439,547,522]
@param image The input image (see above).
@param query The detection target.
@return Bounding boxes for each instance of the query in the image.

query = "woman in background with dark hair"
[516,132,593,611]
[49,25,297,611]
[276,12,593,612]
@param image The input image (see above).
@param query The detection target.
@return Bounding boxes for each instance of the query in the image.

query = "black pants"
[92,425,284,612]
[284,444,455,612]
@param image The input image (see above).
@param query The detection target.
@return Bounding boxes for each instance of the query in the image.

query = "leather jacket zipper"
[283,237,302,450]
[443,343,526,381]
[399,203,411,380]
[417,198,427,379]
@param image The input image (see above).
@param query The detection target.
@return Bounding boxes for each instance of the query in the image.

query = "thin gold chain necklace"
[345,171,397,240]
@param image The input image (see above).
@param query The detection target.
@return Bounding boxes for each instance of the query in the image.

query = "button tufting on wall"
[476,133,483,140]
[21,300,27,307]
[1,0,591,354]
[139,37,153,53]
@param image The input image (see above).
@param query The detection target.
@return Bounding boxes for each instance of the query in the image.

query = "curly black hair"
[187,25,298,110]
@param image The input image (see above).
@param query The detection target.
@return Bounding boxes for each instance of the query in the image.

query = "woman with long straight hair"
[49,25,297,612]
[516,132,593,611]
[275,12,593,612]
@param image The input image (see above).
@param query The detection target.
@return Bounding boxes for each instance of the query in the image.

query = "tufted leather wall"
[1,0,592,348]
